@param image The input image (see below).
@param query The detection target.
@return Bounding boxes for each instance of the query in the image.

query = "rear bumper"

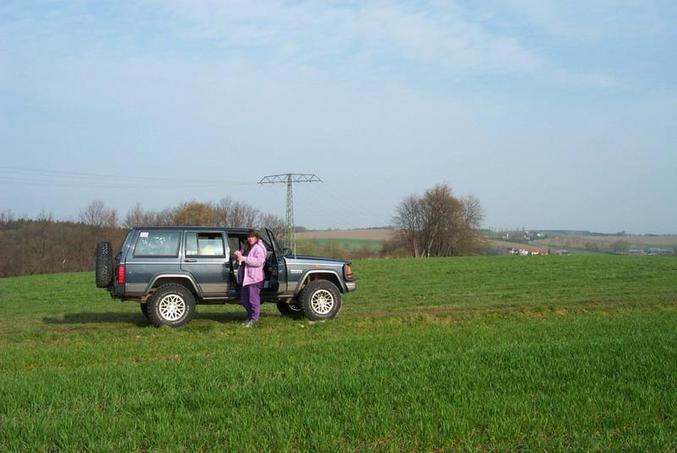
[109,283,125,298]
[345,281,356,292]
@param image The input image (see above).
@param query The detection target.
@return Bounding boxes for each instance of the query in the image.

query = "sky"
[1,0,676,233]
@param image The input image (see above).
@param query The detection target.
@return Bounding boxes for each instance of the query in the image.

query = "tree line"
[0,198,285,278]
[1,184,486,277]
[76,198,285,234]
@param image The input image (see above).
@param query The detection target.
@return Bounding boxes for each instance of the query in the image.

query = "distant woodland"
[1,184,488,277]
[0,198,284,278]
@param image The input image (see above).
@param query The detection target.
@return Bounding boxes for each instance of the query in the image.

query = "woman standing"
[234,230,267,327]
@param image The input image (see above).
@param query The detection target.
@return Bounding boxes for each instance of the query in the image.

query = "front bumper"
[345,281,356,292]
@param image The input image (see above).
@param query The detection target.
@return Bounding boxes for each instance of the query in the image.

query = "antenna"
[258,173,322,255]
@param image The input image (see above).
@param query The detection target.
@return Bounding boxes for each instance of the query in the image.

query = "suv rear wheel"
[299,280,342,321]
[277,301,305,319]
[147,284,196,327]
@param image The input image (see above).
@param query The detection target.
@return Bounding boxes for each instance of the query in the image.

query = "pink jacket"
[237,241,267,286]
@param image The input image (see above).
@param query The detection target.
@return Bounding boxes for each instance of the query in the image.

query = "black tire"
[277,301,305,319]
[147,284,196,328]
[140,303,149,319]
[95,241,114,288]
[299,280,342,321]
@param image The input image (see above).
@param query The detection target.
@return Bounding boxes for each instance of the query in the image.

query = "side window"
[227,237,241,256]
[185,232,225,257]
[134,231,181,257]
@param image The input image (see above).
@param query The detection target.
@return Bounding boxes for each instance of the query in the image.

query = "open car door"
[265,228,286,293]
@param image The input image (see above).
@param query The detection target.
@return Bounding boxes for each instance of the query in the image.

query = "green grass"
[1,256,676,451]
[298,237,384,252]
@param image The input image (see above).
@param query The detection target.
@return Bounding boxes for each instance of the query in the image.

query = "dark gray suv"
[95,227,356,327]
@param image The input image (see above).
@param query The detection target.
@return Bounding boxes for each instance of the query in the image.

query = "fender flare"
[144,274,201,296]
[293,270,346,296]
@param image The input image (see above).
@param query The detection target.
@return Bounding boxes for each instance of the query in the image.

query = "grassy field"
[296,229,393,255]
[532,234,677,255]
[1,256,676,451]
[297,237,385,252]
[296,229,395,241]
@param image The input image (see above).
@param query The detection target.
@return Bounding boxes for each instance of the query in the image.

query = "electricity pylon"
[258,173,322,255]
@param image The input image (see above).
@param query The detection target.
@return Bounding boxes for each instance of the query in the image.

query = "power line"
[258,173,322,255]
[0,177,248,189]
[301,184,386,229]
[0,166,256,187]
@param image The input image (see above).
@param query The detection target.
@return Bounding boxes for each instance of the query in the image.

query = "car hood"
[288,255,350,265]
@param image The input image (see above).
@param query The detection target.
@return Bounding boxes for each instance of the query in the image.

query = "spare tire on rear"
[95,241,114,288]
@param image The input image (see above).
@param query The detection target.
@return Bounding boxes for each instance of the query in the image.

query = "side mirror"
[282,247,294,257]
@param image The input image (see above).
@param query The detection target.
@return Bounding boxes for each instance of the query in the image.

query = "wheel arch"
[294,271,345,296]
[144,275,200,300]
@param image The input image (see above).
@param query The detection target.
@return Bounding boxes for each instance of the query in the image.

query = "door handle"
[184,258,198,263]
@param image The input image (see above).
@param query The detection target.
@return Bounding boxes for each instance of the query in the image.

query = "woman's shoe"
[242,319,256,328]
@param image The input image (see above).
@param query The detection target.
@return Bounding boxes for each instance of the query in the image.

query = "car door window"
[185,232,225,257]
[134,230,181,257]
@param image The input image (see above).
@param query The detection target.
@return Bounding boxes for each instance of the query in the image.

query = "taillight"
[344,264,353,281]
[116,265,126,285]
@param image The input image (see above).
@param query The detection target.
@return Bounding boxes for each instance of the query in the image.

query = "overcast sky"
[1,1,676,233]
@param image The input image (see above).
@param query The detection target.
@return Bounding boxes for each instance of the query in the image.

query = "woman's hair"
[244,229,260,254]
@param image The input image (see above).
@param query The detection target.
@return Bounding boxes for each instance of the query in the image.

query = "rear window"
[134,230,181,257]
[185,232,225,257]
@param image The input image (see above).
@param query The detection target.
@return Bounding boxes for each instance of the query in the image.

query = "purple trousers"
[240,280,263,321]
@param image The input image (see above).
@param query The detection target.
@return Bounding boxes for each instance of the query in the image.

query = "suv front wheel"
[147,284,196,327]
[299,280,342,321]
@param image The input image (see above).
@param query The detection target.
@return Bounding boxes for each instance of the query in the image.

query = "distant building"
[647,248,674,256]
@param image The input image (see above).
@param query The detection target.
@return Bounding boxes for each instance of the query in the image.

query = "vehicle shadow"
[42,312,148,326]
[42,310,255,326]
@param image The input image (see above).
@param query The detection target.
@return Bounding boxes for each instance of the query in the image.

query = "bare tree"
[392,184,484,257]
[393,195,423,257]
[213,197,260,227]
[455,194,485,254]
[123,203,175,227]
[153,208,176,226]
[231,201,260,227]
[124,202,147,228]
[0,209,15,225]
[258,212,285,238]
[462,194,484,229]
[419,184,465,256]
[214,197,234,226]
[79,200,118,228]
